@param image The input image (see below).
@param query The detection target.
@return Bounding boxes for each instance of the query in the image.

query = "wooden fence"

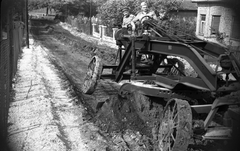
[0,20,25,150]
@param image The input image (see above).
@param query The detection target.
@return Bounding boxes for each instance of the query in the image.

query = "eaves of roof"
[191,0,224,3]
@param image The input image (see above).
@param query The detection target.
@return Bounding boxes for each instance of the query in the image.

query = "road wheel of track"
[82,56,103,94]
[158,99,192,151]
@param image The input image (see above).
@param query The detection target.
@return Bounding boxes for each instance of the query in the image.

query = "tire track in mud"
[34,30,120,114]
[35,44,73,150]
[40,42,125,150]
[37,44,113,150]
[40,74,72,151]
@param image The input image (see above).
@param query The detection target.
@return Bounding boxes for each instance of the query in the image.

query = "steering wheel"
[140,15,153,24]
[127,24,132,30]
[136,15,153,33]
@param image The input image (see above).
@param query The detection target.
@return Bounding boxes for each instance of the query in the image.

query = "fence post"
[112,28,118,40]
[102,25,106,38]
[92,23,96,35]
[99,25,102,39]
[74,18,78,28]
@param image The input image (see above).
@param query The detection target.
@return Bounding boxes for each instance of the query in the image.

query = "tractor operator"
[122,7,135,28]
[130,2,157,33]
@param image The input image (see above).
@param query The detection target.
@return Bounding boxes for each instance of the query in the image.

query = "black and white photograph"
[1,0,240,151]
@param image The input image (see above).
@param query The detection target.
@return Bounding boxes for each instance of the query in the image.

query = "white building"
[192,0,240,49]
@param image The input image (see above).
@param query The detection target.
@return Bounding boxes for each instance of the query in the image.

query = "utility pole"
[0,1,2,42]
[89,0,92,35]
[25,0,29,48]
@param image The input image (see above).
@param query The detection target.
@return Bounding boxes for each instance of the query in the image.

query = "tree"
[28,0,49,11]
[52,0,87,16]
[28,0,96,17]
[96,0,137,27]
[96,0,182,28]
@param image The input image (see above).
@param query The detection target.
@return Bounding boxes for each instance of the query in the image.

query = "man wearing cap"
[131,2,157,32]
[122,7,135,28]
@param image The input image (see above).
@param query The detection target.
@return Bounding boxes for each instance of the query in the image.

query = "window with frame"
[211,15,221,35]
[230,16,240,40]
[199,14,206,36]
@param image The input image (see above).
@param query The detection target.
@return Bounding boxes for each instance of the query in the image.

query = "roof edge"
[191,0,224,3]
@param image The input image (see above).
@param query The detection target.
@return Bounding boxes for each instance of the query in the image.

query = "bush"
[161,16,196,37]
[96,0,182,28]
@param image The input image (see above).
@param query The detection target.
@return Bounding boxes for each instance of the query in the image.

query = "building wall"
[195,3,240,47]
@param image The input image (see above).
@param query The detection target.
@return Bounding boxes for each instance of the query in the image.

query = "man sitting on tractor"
[122,7,135,28]
[130,2,157,35]
[121,7,135,34]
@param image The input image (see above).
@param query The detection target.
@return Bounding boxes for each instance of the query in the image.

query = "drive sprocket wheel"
[82,56,103,94]
[158,99,192,151]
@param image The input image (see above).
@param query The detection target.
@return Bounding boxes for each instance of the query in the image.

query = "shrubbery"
[160,16,196,37]
[96,0,196,37]
[96,0,182,28]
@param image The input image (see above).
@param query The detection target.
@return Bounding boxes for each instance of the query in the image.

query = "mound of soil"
[96,95,149,135]
[95,91,165,150]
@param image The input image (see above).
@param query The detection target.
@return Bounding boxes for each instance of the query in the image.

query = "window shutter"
[231,17,240,40]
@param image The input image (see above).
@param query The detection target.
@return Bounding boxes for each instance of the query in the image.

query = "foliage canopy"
[28,0,97,17]
[96,0,182,27]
